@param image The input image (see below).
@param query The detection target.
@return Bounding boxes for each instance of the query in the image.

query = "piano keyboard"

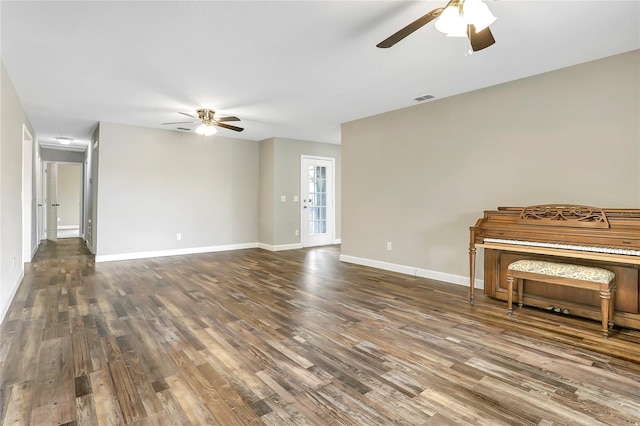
[484,238,640,257]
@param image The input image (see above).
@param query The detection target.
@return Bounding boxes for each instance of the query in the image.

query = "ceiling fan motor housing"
[197,109,215,125]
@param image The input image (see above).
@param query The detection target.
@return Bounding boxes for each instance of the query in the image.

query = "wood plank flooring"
[1,238,640,425]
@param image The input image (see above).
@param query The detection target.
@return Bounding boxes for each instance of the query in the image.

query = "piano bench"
[506,260,616,338]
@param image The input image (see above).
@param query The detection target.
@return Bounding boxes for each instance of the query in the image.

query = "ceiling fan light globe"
[462,0,481,16]
[435,5,463,35]
[204,126,218,136]
[463,0,496,32]
[446,23,468,37]
[196,124,217,136]
[203,125,217,136]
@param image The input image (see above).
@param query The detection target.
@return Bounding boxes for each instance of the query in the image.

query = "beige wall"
[1,60,36,323]
[273,137,341,246]
[96,123,259,258]
[57,163,82,228]
[95,128,340,256]
[40,147,85,163]
[341,50,640,284]
[258,138,275,245]
[258,137,341,247]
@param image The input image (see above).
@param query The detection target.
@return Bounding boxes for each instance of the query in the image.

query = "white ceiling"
[1,1,638,148]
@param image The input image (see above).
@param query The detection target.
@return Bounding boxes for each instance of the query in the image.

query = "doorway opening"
[56,163,82,238]
[43,162,83,241]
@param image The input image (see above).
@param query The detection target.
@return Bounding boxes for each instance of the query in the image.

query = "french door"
[301,156,335,247]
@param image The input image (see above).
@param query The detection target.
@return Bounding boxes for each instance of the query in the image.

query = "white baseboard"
[339,254,484,290]
[339,255,416,275]
[95,242,259,263]
[0,269,24,326]
[58,225,80,230]
[257,242,304,252]
[334,238,342,244]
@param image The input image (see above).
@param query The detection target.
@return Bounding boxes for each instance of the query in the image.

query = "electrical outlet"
[280,195,287,202]
[12,256,16,268]
[293,195,299,202]
[176,233,182,241]
[386,242,392,251]
[295,229,299,236]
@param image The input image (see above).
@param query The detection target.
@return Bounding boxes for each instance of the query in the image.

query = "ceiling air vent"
[413,94,435,102]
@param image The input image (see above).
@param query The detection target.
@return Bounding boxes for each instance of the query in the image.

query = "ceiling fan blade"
[178,111,197,119]
[376,8,443,48]
[161,120,199,125]
[216,116,241,122]
[467,25,495,52]
[216,122,244,132]
[162,120,198,125]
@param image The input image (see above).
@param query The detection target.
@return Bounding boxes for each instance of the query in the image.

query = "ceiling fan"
[162,109,244,135]
[377,0,496,52]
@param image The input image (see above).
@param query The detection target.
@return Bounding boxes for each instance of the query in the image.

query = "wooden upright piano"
[469,204,640,330]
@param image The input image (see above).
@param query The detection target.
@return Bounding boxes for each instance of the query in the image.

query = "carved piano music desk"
[469,205,640,331]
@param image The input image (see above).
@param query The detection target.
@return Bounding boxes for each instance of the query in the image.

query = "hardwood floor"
[1,238,640,425]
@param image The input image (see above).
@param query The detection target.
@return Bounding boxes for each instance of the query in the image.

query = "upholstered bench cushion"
[507,260,615,284]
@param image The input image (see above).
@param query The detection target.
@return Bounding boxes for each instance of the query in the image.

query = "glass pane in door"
[308,165,327,235]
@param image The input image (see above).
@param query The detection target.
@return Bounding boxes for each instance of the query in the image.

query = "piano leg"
[469,245,476,305]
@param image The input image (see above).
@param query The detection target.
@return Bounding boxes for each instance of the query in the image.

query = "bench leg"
[517,278,523,308]
[506,275,514,316]
[608,283,616,329]
[600,289,611,338]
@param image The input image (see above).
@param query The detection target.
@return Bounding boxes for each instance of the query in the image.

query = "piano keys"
[469,205,640,330]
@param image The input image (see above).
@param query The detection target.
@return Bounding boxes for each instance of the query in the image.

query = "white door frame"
[300,155,335,247]
[22,124,33,262]
[37,151,44,241]
[45,161,58,242]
